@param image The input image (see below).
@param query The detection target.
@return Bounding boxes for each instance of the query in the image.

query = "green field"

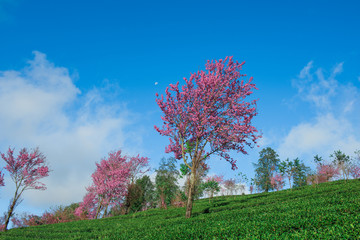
[1,179,359,239]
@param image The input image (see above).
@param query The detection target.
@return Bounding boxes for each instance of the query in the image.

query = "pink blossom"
[270,174,285,191]
[317,164,339,182]
[0,147,50,231]
[77,150,149,219]
[350,165,360,179]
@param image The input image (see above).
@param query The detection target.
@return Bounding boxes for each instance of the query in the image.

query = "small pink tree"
[223,178,237,196]
[155,57,260,218]
[0,147,50,231]
[75,150,149,219]
[349,165,360,179]
[317,164,339,183]
[270,174,285,191]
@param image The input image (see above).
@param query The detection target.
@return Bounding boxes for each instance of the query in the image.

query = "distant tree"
[223,178,237,195]
[249,185,254,194]
[0,147,50,231]
[270,174,285,191]
[313,155,324,166]
[253,147,280,192]
[317,164,339,183]
[201,175,223,203]
[292,158,311,188]
[155,57,261,218]
[278,158,296,189]
[350,166,360,179]
[155,157,180,209]
[11,203,81,228]
[249,178,256,194]
[136,175,156,211]
[330,150,351,181]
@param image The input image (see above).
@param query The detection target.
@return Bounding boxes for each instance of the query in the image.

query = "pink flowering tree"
[0,147,50,231]
[350,165,360,179]
[201,175,223,203]
[155,57,260,218]
[270,174,285,191]
[317,164,339,183]
[223,178,237,196]
[75,150,149,219]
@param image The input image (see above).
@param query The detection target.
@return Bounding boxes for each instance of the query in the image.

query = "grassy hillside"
[1,179,359,239]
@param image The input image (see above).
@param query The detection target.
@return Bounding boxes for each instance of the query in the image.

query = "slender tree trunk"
[185,168,197,218]
[4,186,22,231]
[209,191,214,203]
[95,197,103,219]
[4,198,17,231]
[288,176,292,189]
[103,204,108,218]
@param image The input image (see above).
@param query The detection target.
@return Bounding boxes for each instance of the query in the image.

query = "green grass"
[1,179,360,239]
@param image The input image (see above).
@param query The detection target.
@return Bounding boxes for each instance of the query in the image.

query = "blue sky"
[0,0,360,216]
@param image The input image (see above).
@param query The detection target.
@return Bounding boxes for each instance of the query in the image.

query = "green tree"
[279,158,297,189]
[253,147,280,192]
[292,158,311,188]
[123,182,143,214]
[330,150,351,181]
[155,157,180,209]
[136,175,156,210]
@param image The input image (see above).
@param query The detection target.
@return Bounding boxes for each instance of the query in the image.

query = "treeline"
[1,146,359,231]
[0,148,242,230]
[249,147,360,193]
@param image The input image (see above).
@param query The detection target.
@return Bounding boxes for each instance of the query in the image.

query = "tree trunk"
[288,176,292,189]
[4,198,17,231]
[185,168,197,218]
[95,197,103,219]
[4,186,21,231]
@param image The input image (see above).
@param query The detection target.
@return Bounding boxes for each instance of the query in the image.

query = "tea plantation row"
[1,179,359,239]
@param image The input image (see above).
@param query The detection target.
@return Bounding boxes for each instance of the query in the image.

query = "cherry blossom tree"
[0,147,50,231]
[270,174,285,191]
[155,56,260,218]
[350,165,360,179]
[317,164,339,183]
[75,150,149,219]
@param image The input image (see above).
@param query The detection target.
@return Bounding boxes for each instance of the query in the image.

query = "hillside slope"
[1,179,359,239]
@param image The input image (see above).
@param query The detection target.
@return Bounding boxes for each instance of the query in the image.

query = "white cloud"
[0,51,143,209]
[279,62,360,163]
[278,114,360,160]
